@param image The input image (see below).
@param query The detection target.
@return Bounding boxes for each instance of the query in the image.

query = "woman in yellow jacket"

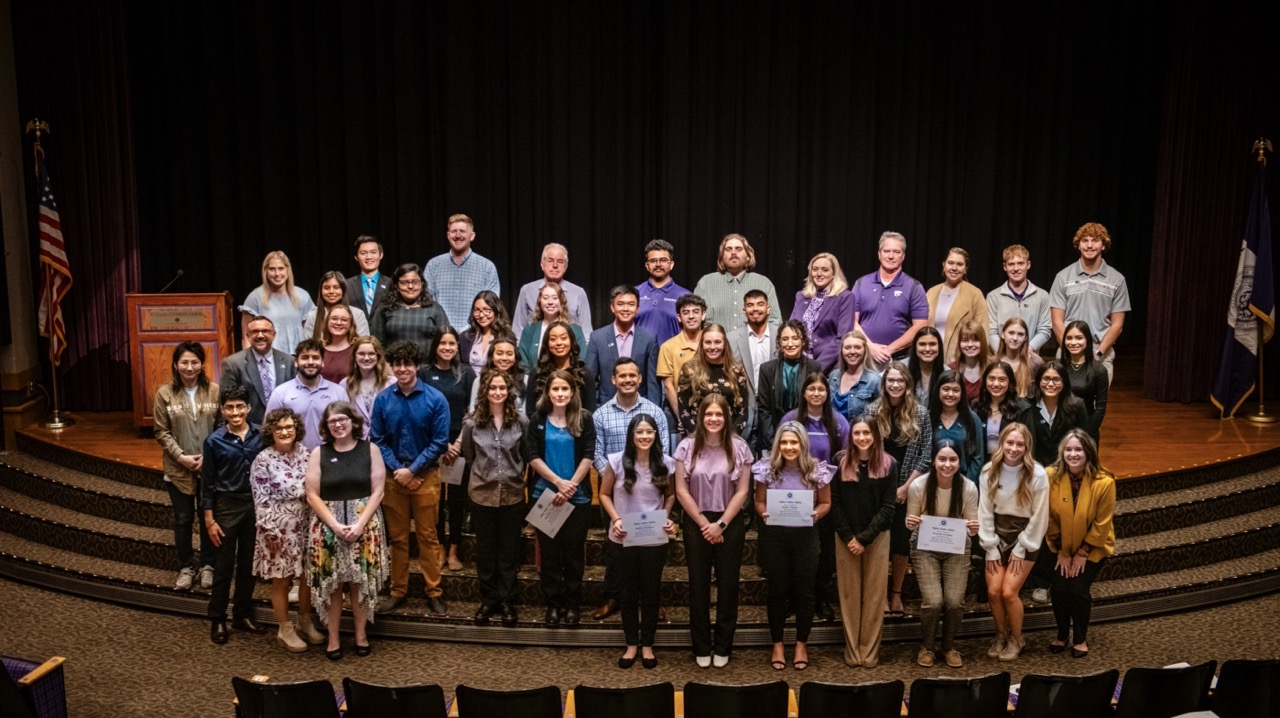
[1044,428,1115,659]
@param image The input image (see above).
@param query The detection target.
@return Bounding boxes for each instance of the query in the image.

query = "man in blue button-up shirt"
[370,340,451,616]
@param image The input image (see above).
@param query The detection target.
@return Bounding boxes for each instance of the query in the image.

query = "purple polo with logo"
[851,270,929,346]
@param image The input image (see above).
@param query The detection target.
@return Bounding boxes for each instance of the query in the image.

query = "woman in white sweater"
[978,421,1049,662]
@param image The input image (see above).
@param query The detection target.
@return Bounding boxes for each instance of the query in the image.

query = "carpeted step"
[0,454,172,530]
[1114,464,1280,537]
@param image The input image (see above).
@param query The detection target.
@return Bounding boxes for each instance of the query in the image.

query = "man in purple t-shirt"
[851,231,930,368]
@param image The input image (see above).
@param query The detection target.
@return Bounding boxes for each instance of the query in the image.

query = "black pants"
[601,513,622,602]
[813,514,835,608]
[206,492,257,622]
[472,501,525,607]
[1028,537,1055,590]
[436,469,471,551]
[536,503,591,610]
[616,543,666,646]
[167,482,216,569]
[1050,557,1105,644]
[683,511,745,657]
[761,524,819,643]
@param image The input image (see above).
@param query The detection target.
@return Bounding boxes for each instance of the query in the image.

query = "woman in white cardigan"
[978,421,1049,662]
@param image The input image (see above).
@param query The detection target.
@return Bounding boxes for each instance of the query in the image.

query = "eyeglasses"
[326,416,352,426]
[248,329,273,335]
[472,307,494,315]
[645,258,672,265]
[1041,377,1064,385]
[274,425,296,434]
[398,279,422,288]
[222,403,249,412]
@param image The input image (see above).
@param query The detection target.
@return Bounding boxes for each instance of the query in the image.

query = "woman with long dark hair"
[304,270,369,339]
[929,370,986,483]
[471,335,526,413]
[422,327,478,573]
[600,413,676,669]
[1058,319,1109,444]
[674,393,753,668]
[754,320,822,454]
[905,440,979,667]
[153,341,221,590]
[753,422,833,671]
[526,370,597,627]
[460,290,512,375]
[1019,360,1089,467]
[370,263,449,356]
[907,326,946,404]
[975,361,1027,456]
[527,320,594,416]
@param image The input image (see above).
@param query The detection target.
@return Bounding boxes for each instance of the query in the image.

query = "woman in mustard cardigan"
[925,248,988,364]
[1045,428,1115,659]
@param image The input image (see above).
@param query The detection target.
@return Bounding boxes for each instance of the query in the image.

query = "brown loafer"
[592,599,619,620]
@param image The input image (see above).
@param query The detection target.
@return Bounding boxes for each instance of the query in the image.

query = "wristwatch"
[717,519,727,530]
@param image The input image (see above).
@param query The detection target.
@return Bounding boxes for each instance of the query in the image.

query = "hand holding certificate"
[916,514,969,554]
[525,490,573,538]
[620,509,669,547]
[439,457,466,486]
[766,489,814,527]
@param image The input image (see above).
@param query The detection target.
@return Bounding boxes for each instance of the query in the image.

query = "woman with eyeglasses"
[250,408,325,652]
[460,290,512,376]
[370,263,449,357]
[303,270,370,339]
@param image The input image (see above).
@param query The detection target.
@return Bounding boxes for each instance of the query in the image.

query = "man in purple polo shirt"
[635,239,691,346]
[851,231,930,368]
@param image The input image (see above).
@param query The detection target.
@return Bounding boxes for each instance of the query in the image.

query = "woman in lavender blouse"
[789,252,855,374]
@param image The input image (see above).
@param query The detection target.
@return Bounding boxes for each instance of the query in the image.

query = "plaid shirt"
[692,271,782,333]
[592,395,670,472]
[424,250,501,329]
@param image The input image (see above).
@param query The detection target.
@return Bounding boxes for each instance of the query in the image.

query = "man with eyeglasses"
[634,239,691,346]
[370,340,452,616]
[219,315,297,425]
[511,243,594,339]
[264,339,345,451]
[424,213,501,329]
[203,385,267,644]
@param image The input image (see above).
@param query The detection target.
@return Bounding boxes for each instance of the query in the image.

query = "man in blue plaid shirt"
[424,213,501,330]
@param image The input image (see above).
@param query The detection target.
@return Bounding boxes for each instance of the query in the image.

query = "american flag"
[36,150,72,365]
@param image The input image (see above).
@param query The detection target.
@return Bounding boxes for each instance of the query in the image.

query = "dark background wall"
[9,1,1278,409]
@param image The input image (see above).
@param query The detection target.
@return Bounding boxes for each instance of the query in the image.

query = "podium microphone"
[158,269,185,293]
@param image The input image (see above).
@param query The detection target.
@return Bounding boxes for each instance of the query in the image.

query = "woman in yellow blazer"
[1045,428,1115,659]
[926,248,988,364]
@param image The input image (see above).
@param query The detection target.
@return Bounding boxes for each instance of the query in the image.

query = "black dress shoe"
[563,608,581,627]
[642,655,658,670]
[326,646,343,661]
[232,617,267,634]
[354,642,372,657]
[618,654,636,669]
[545,607,560,627]
[500,603,519,627]
[426,597,449,616]
[210,621,229,644]
[473,604,494,625]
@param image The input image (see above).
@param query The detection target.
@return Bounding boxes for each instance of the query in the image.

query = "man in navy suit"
[217,315,297,425]
[345,234,392,319]
[585,285,660,407]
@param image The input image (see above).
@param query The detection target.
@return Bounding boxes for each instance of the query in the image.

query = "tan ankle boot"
[277,623,307,653]
[987,633,1007,659]
[296,617,326,645]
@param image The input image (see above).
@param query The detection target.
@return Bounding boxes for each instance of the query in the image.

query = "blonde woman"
[828,330,880,423]
[995,317,1043,397]
[789,252,854,372]
[241,251,314,354]
[676,323,751,435]
[978,421,1049,661]
[339,336,395,437]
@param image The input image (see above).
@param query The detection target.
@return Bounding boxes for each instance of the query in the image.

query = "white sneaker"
[712,654,730,668]
[198,565,214,590]
[695,655,712,669]
[1031,588,1050,604]
[175,567,195,591]
[288,586,300,604]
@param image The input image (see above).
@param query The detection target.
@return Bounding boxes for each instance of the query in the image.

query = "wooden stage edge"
[8,372,1280,481]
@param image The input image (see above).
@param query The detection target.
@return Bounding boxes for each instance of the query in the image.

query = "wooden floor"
[11,372,1280,479]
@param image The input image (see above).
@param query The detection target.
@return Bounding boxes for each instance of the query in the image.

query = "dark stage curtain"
[11,1,140,411]
[12,2,1275,409]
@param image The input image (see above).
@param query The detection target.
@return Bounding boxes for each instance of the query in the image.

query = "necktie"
[259,355,274,400]
[364,276,375,309]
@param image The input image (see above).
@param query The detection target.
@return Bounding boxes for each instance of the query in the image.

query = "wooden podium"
[126,292,236,428]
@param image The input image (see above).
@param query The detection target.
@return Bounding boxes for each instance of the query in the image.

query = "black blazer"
[524,410,597,497]
[217,348,297,425]
[345,273,392,319]
[753,356,822,453]
[1018,398,1088,467]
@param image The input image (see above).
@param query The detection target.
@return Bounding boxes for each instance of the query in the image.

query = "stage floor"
[13,372,1280,480]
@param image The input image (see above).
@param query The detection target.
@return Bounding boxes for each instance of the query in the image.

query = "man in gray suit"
[727,289,776,447]
[217,315,297,425]
[345,234,392,319]
[585,285,661,407]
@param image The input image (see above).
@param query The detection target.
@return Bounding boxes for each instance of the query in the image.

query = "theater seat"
[799,679,904,718]
[342,678,448,718]
[1013,670,1118,718]
[907,672,1010,718]
[683,681,790,718]
[1,655,66,718]
[455,684,561,718]
[1113,661,1216,718]
[573,682,675,718]
[230,676,340,718]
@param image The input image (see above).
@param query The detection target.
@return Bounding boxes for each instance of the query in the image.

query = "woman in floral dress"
[250,408,325,652]
[305,401,388,660]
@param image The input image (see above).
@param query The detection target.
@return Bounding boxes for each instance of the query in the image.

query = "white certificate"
[621,509,668,547]
[525,490,573,538]
[916,514,969,554]
[766,489,814,527]
[440,458,466,486]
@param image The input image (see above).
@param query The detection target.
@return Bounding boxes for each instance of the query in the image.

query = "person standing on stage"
[986,244,1053,354]
[657,293,707,415]
[586,285,661,407]
[264,339,346,452]
[421,327,478,574]
[424,213,502,331]
[693,233,782,333]
[219,316,296,426]
[240,251,315,356]
[512,243,593,338]
[790,252,854,374]
[1050,222,1131,382]
[851,231,930,369]
[370,263,450,357]
[203,386,267,645]
[370,340,452,616]
[926,248,988,364]
[635,239,691,347]
[346,235,392,319]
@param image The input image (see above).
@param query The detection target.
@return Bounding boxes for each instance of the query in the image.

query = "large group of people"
[156,215,1127,671]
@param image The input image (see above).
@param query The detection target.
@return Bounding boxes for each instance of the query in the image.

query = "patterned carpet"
[2,577,1277,717]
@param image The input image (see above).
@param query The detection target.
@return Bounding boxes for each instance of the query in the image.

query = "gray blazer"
[218,348,297,425]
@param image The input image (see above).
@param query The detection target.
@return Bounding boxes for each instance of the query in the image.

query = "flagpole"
[26,118,75,430]
[1246,138,1276,425]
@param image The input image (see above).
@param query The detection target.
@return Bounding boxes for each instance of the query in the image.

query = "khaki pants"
[383,469,443,599]
[834,531,890,668]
